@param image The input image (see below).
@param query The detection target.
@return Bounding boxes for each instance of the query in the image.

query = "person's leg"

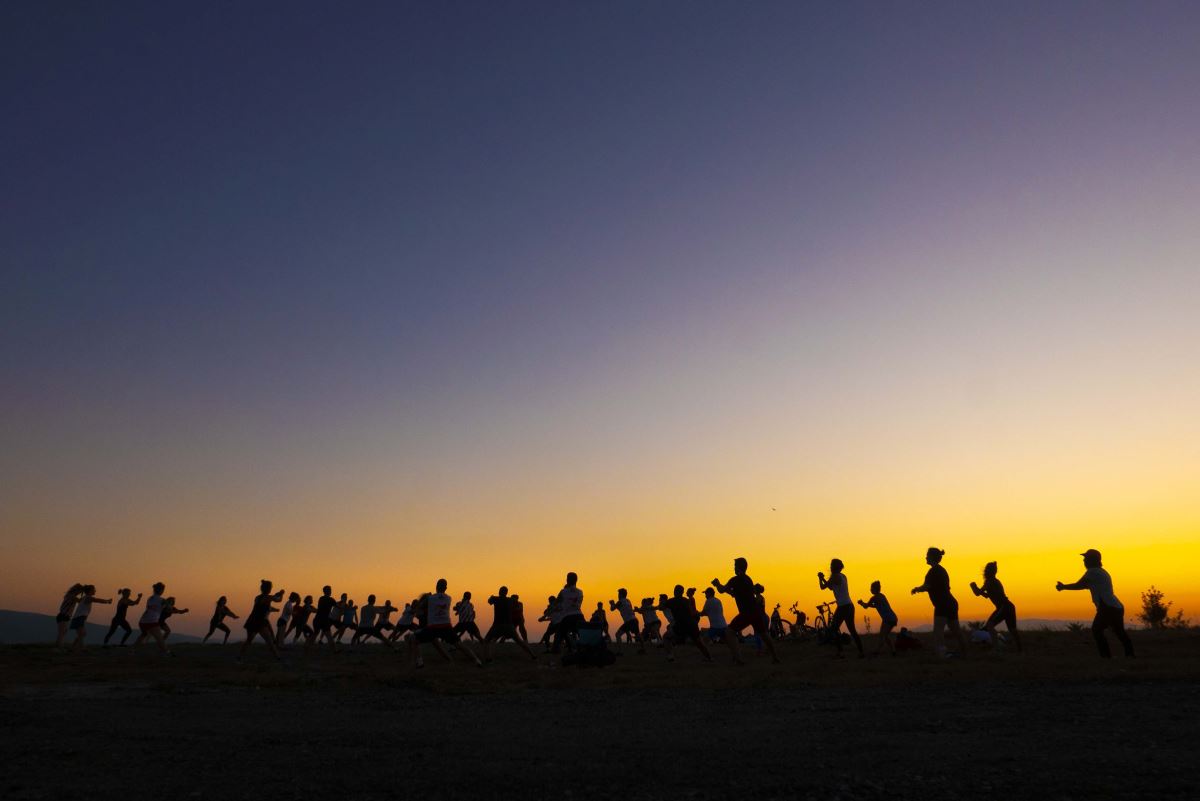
[758,622,781,663]
[946,618,967,658]
[1107,607,1134,657]
[1092,611,1112,658]
[431,639,453,662]
[984,607,1005,638]
[878,621,896,655]
[1004,605,1022,652]
[844,612,864,656]
[932,616,946,656]
[152,627,170,654]
[691,632,712,661]
[119,620,133,645]
[409,635,424,668]
[56,619,69,649]
[238,629,254,661]
[104,620,118,645]
[72,625,86,651]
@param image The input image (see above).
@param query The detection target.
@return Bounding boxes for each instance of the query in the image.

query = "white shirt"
[427,592,452,626]
[558,586,583,618]
[1082,568,1122,610]
[280,600,295,622]
[615,598,635,623]
[702,597,727,628]
[140,594,164,625]
[75,596,94,620]
[831,573,852,607]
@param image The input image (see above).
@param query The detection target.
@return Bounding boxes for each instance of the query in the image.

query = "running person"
[238,579,283,661]
[483,586,537,661]
[409,579,481,668]
[202,596,239,644]
[858,581,898,655]
[818,559,864,658]
[552,573,585,653]
[158,597,188,639]
[133,582,171,654]
[69,585,112,651]
[971,562,1023,652]
[911,547,967,658]
[609,588,643,653]
[55,584,84,648]
[662,585,712,662]
[1056,549,1134,659]
[103,588,142,646]
[712,557,780,664]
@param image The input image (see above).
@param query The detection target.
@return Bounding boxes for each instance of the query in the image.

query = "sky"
[2,2,1198,636]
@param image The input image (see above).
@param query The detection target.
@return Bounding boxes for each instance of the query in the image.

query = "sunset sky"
[3,3,1198,636]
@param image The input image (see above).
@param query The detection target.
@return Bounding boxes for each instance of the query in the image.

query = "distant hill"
[909,618,1088,632]
[0,609,202,644]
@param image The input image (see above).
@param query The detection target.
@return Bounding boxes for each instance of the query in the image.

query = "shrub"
[1138,586,1189,630]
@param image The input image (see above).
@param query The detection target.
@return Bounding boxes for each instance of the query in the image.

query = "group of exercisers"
[52,547,1136,664]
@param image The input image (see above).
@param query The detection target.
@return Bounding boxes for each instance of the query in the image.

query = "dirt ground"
[2,630,1197,800]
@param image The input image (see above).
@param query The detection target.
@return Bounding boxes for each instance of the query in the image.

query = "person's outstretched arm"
[969,581,986,598]
[1056,575,1088,592]
[857,599,869,609]
[129,595,142,606]
[911,582,928,595]
[712,579,729,595]
[229,609,239,619]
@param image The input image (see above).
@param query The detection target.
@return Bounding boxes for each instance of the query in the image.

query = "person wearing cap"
[1056,549,1135,658]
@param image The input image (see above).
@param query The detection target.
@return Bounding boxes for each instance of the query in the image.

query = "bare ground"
[2,630,1197,800]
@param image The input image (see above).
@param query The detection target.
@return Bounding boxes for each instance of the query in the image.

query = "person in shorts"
[238,579,284,661]
[700,587,727,644]
[662,585,711,662]
[713,557,780,664]
[609,588,643,653]
[483,586,537,661]
[69,585,112,651]
[133,582,171,655]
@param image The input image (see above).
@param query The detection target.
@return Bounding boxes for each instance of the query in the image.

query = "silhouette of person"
[307,586,341,652]
[699,587,727,644]
[238,579,283,661]
[911,547,967,659]
[409,579,482,668]
[203,596,239,644]
[712,557,780,664]
[538,595,560,651]
[661,585,712,662]
[590,601,611,642]
[69,585,112,651]
[287,595,316,642]
[483,586,537,661]
[453,592,483,642]
[818,559,864,658]
[971,562,1022,652]
[609,588,643,653]
[552,572,585,653]
[857,581,897,655]
[276,592,299,646]
[1056,549,1134,658]
[55,584,84,648]
[133,582,172,654]
[510,594,528,642]
[636,597,661,644]
[158,596,188,639]
[355,596,397,646]
[104,588,142,646]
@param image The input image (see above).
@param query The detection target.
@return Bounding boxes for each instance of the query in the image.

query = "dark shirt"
[664,596,699,631]
[925,565,955,609]
[246,594,272,627]
[511,601,524,625]
[490,595,512,625]
[315,595,335,623]
[114,599,131,623]
[724,574,756,615]
[983,576,1009,608]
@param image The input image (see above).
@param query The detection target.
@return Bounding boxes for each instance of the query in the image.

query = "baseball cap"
[1081,548,1102,561]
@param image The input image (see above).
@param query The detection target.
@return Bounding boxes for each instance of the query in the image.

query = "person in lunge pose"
[712,557,780,665]
[912,547,967,658]
[971,562,1023,652]
[409,579,481,668]
[661,585,711,663]
[818,559,864,658]
[483,586,537,662]
[1056,549,1134,659]
[238,579,284,661]
[609,588,643,653]
[858,581,898,655]
[203,596,238,644]
[104,588,141,646]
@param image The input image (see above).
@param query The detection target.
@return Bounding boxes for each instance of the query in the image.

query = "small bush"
[1138,586,1189,630]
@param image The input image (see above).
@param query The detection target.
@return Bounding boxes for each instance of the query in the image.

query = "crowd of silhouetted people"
[51,548,1136,665]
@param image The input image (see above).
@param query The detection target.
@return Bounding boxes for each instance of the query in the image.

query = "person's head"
[289,592,300,602]
[734,557,748,574]
[463,591,471,601]
[304,595,313,604]
[498,586,508,597]
[339,592,347,602]
[218,595,227,604]
[547,595,555,604]
[166,596,176,605]
[566,572,578,587]
[925,547,945,565]
[870,580,881,594]
[68,583,84,594]
[753,583,765,594]
[82,584,96,595]
[830,558,844,573]
[704,587,715,597]
[322,585,332,596]
[436,578,448,593]
[673,584,685,597]
[983,561,998,579]
[1082,548,1102,568]
[618,587,628,599]
[152,582,165,595]
[368,594,376,604]
[658,593,668,603]
[119,587,131,598]
[260,579,272,594]
[384,599,391,607]
[596,601,603,609]
[511,594,519,602]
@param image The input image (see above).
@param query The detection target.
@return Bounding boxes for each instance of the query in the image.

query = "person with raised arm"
[69,585,112,651]
[636,597,662,645]
[1056,549,1134,659]
[538,595,560,652]
[306,585,341,652]
[238,579,283,661]
[453,591,483,642]
[609,588,643,653]
[590,601,611,642]
[159,597,188,639]
[133,582,172,655]
[818,559,864,658]
[389,601,418,643]
[287,595,316,642]
[55,584,84,648]
[355,596,397,646]
[202,596,239,645]
[275,592,299,646]
[971,562,1023,652]
[911,547,967,658]
[409,579,481,668]
[103,588,142,646]
[510,594,528,643]
[858,581,898,656]
[483,586,537,662]
[713,557,780,665]
[333,595,357,643]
